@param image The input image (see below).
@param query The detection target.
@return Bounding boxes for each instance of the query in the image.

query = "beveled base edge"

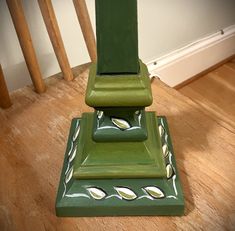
[55,116,184,216]
[92,108,148,142]
[73,112,166,179]
[85,60,153,107]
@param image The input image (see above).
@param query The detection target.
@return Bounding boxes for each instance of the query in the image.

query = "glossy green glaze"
[96,0,139,74]
[73,112,166,179]
[85,60,152,107]
[55,117,184,216]
[93,108,147,142]
[55,0,184,217]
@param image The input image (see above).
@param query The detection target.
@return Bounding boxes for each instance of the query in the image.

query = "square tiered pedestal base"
[55,116,184,216]
[72,112,166,179]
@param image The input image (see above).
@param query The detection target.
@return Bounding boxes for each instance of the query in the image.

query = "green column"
[56,0,184,217]
[86,0,152,142]
[96,0,139,74]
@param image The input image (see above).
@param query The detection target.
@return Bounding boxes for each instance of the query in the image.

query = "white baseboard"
[147,25,235,87]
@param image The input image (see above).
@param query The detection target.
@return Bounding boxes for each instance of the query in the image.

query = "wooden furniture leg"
[73,0,97,62]
[0,65,12,109]
[6,0,46,94]
[38,0,74,81]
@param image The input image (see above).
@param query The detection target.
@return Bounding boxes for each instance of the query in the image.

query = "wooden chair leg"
[6,0,46,94]
[0,65,12,109]
[73,0,97,62]
[38,0,74,81]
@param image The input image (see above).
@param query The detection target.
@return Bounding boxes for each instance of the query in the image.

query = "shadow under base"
[55,116,184,216]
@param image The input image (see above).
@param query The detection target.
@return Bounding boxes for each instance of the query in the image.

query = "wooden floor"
[0,63,235,231]
[179,58,235,132]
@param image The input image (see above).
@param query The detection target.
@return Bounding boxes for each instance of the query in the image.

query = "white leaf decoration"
[64,162,70,175]
[162,143,169,158]
[97,110,104,120]
[75,119,79,127]
[87,187,106,200]
[73,125,80,141]
[67,141,73,156]
[143,186,165,199]
[65,167,73,184]
[111,118,131,130]
[114,187,137,200]
[158,124,164,137]
[69,145,77,162]
[135,110,141,115]
[137,113,142,125]
[166,164,174,179]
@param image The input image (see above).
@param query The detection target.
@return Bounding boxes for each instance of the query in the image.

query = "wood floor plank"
[225,59,235,72]
[179,60,235,132]
[0,69,234,230]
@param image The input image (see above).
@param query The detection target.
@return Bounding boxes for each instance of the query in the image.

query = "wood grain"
[38,0,74,81]
[179,58,235,132]
[174,55,235,90]
[0,68,234,230]
[73,0,97,62]
[0,65,12,109]
[6,0,46,94]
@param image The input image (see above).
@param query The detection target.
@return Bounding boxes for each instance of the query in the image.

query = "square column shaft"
[96,0,139,74]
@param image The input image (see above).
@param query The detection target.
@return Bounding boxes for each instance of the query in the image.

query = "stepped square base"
[73,112,166,179]
[56,116,184,216]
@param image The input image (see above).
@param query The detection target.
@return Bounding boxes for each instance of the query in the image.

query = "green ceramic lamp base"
[72,112,166,179]
[55,116,184,216]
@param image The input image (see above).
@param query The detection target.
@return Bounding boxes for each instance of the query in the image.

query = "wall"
[0,0,235,92]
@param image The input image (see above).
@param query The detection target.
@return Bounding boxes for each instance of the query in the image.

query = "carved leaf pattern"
[65,167,73,184]
[143,186,165,199]
[162,143,169,158]
[87,187,106,200]
[69,145,77,162]
[62,118,178,201]
[135,110,141,115]
[158,124,164,137]
[166,164,174,179]
[97,111,104,120]
[114,187,137,200]
[73,125,80,141]
[67,141,74,156]
[111,118,131,130]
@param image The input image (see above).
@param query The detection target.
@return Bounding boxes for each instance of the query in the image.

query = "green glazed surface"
[55,116,185,216]
[85,60,153,107]
[96,0,139,74]
[72,112,166,179]
[93,108,147,142]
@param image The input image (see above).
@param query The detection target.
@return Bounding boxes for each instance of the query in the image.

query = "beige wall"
[138,0,235,61]
[0,0,235,91]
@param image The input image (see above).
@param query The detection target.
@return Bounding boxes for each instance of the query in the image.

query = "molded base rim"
[85,60,153,107]
[72,112,167,179]
[55,116,184,216]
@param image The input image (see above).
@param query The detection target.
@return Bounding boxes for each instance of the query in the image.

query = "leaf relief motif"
[65,167,73,184]
[162,143,169,158]
[114,187,137,200]
[97,111,104,120]
[69,145,77,162]
[143,186,165,199]
[87,187,106,200]
[158,124,164,137]
[111,118,131,130]
[166,164,175,179]
[73,124,80,141]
